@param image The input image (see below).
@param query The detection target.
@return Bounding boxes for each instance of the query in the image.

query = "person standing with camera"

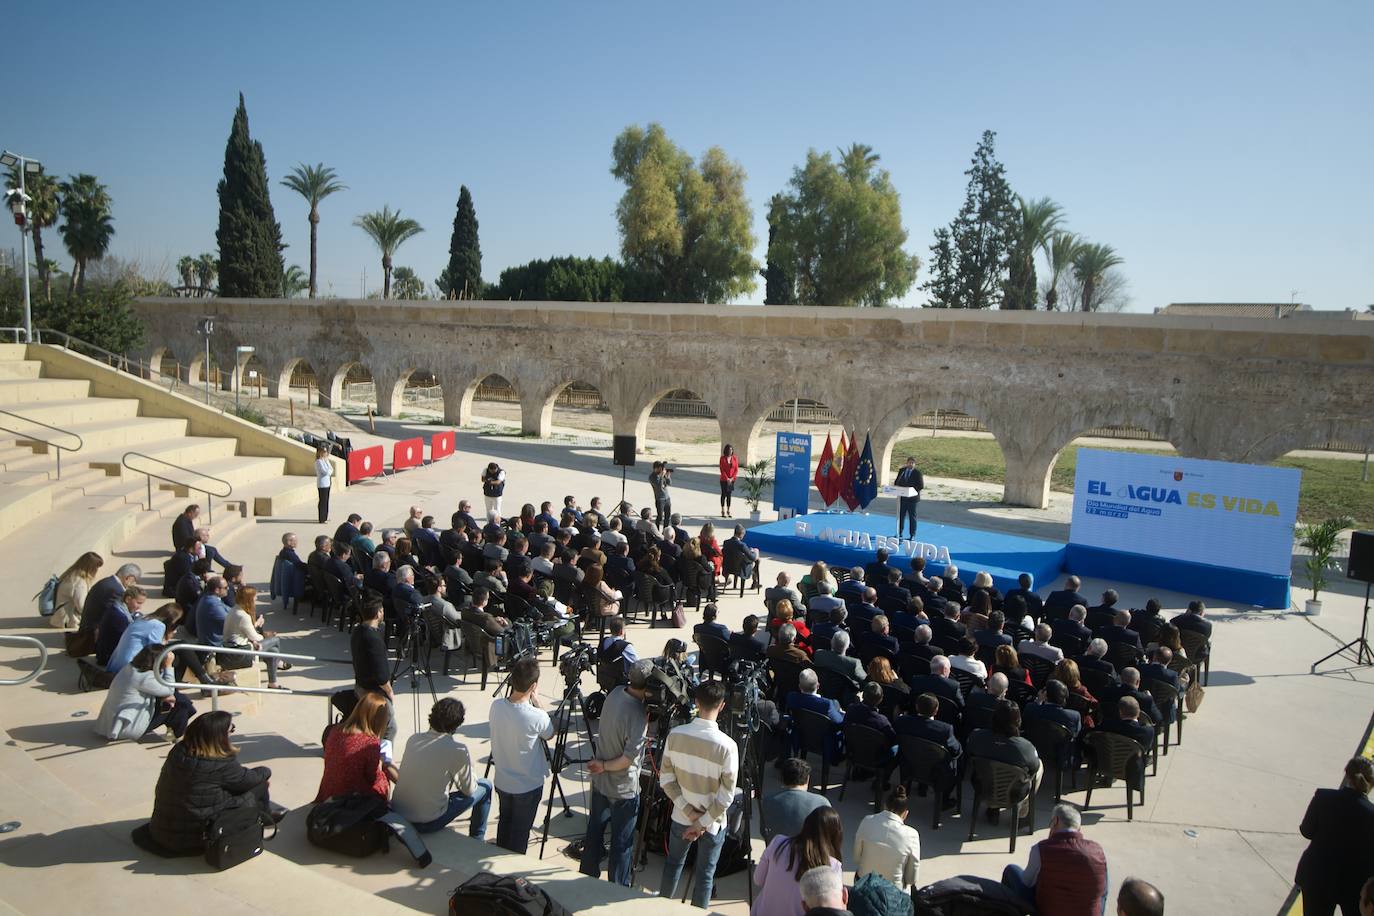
[481,462,506,518]
[649,461,673,529]
[490,657,554,854]
[659,680,738,908]
[579,659,653,886]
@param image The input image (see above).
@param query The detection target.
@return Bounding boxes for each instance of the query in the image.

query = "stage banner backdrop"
[430,430,456,461]
[347,445,385,483]
[774,432,812,514]
[1069,449,1300,576]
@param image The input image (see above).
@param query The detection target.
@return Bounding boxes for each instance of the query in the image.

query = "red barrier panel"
[347,445,385,482]
[393,437,425,471]
[430,430,456,461]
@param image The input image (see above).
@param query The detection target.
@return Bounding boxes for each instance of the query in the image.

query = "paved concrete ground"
[1,423,1371,915]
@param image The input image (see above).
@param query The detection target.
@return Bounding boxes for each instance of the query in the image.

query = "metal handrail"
[0,407,84,479]
[123,450,233,523]
[152,643,327,713]
[0,635,50,686]
[33,328,174,389]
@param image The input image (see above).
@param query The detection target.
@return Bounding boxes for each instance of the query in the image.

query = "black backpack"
[204,805,274,871]
[306,793,391,857]
[447,873,571,916]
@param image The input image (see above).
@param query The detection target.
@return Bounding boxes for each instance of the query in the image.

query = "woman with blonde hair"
[799,561,835,602]
[1052,658,1099,728]
[316,690,398,802]
[52,551,103,629]
[222,585,290,689]
[583,564,621,618]
[866,656,911,714]
[992,644,1032,686]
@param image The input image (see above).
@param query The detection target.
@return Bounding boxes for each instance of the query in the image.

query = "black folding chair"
[898,734,962,829]
[793,707,842,796]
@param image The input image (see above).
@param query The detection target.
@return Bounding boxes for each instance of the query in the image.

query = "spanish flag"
[813,433,838,506]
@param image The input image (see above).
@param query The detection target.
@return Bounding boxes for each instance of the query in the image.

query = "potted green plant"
[740,457,774,522]
[1296,515,1354,615]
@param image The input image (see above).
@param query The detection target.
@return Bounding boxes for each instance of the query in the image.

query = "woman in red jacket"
[719,443,740,518]
[316,690,398,803]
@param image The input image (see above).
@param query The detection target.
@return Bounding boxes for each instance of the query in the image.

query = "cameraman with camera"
[579,659,653,886]
[649,461,673,529]
[659,680,738,909]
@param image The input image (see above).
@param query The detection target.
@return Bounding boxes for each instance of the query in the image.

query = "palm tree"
[282,264,308,298]
[176,255,198,293]
[1005,196,1063,309]
[57,174,114,296]
[838,142,880,180]
[1043,231,1082,310]
[354,206,423,299]
[1072,242,1124,312]
[281,163,346,298]
[195,252,218,295]
[6,167,61,302]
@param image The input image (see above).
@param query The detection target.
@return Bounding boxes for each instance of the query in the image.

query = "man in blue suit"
[1043,576,1089,619]
[1138,646,1182,725]
[1003,573,1044,623]
[787,668,844,763]
[1022,679,1083,771]
[194,576,231,648]
[895,692,962,807]
[844,682,899,782]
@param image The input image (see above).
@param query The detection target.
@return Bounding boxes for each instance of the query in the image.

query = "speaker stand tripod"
[1311,581,1374,671]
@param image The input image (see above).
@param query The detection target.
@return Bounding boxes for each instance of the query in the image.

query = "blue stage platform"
[746,512,1067,595]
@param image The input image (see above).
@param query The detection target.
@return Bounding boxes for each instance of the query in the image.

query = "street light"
[1,150,43,343]
[234,345,255,413]
[196,316,215,404]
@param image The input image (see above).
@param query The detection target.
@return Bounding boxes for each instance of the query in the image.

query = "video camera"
[643,661,692,720]
[498,620,543,666]
[724,659,768,719]
[558,643,596,683]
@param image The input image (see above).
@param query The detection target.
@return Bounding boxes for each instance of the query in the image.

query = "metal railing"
[152,643,327,713]
[122,451,233,522]
[33,328,176,391]
[0,407,84,478]
[0,635,49,686]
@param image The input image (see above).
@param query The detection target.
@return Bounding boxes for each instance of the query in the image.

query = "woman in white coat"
[52,552,103,629]
[852,785,922,891]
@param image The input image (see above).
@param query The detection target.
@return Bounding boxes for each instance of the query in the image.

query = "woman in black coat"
[1296,756,1374,916]
[150,710,273,853]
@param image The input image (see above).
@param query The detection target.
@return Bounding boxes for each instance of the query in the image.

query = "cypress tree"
[216,93,285,297]
[441,186,482,299]
[761,202,794,305]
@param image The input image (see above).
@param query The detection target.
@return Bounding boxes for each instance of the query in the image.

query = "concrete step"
[89,436,241,476]
[246,474,322,517]
[156,454,288,496]
[25,414,189,455]
[0,377,91,405]
[0,342,27,360]
[0,360,42,380]
[0,396,141,428]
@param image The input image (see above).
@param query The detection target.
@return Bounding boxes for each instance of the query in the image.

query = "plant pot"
[749,510,762,522]
[1305,599,1322,616]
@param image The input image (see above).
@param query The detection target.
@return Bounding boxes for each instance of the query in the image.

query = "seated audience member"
[753,808,845,916]
[1003,593,1031,631]
[895,692,962,807]
[836,567,866,603]
[1050,605,1093,648]
[364,550,396,600]
[902,556,930,593]
[316,690,398,803]
[693,603,731,645]
[798,561,833,597]
[1076,637,1119,682]
[461,587,510,669]
[769,623,811,666]
[352,521,378,561]
[221,564,247,609]
[392,698,492,837]
[308,535,333,572]
[891,596,925,635]
[964,671,1009,725]
[992,644,1032,686]
[149,710,277,853]
[772,600,814,656]
[81,563,142,635]
[866,656,911,713]
[605,541,636,589]
[961,590,993,631]
[807,579,845,619]
[939,565,967,605]
[1086,588,1121,631]
[193,580,233,652]
[967,700,1042,817]
[864,551,892,590]
[376,528,401,565]
[584,564,622,618]
[762,757,833,841]
[699,522,724,578]
[1001,802,1107,915]
[529,541,557,579]
[814,631,865,692]
[810,606,849,648]
[799,865,849,916]
[903,624,939,662]
[1099,696,1156,751]
[850,588,882,627]
[175,558,212,616]
[1018,622,1065,664]
[787,669,845,762]
[599,615,639,678]
[921,577,950,618]
[1294,757,1374,916]
[1100,667,1163,726]
[96,585,148,667]
[600,516,628,550]
[419,573,462,655]
[930,597,966,644]
[1117,878,1166,916]
[1129,598,1166,644]
[722,524,760,585]
[272,532,308,610]
[949,637,988,680]
[767,571,805,616]
[1138,646,1182,718]
[327,543,362,594]
[908,655,964,709]
[163,540,198,598]
[1099,609,1144,650]
[1021,680,1083,768]
[334,513,363,548]
[1043,576,1089,618]
[393,537,423,576]
[223,586,289,689]
[96,645,195,740]
[730,614,770,663]
[875,568,912,615]
[107,603,182,674]
[975,610,1014,655]
[1054,658,1103,728]
[657,526,684,568]
[391,565,425,618]
[195,527,233,570]
[858,614,900,659]
[853,785,922,891]
[474,558,509,599]
[1171,599,1213,649]
[967,571,1002,612]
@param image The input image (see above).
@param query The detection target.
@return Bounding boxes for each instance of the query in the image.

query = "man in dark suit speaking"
[893,457,924,539]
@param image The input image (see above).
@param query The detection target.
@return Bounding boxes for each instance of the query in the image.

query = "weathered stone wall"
[131,298,1374,508]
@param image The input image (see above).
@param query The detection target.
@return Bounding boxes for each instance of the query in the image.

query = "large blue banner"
[774,432,812,514]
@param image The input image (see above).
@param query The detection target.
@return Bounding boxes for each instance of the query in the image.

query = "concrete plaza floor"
[0,421,1370,915]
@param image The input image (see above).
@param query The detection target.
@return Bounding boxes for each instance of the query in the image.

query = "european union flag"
[854,432,878,509]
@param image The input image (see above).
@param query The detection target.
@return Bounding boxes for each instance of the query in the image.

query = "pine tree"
[441,186,482,299]
[921,130,1017,309]
[215,93,285,297]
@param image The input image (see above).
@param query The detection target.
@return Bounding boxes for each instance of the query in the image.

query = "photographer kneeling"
[580,658,654,886]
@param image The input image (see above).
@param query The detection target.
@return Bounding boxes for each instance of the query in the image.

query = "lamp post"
[234,345,254,413]
[196,316,215,404]
[1,150,42,343]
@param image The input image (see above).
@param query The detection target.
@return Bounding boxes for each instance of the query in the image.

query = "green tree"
[216,93,285,297]
[390,266,427,300]
[280,162,346,298]
[195,252,218,295]
[611,123,757,302]
[767,143,919,306]
[282,264,308,297]
[760,197,795,305]
[176,255,198,292]
[354,206,422,299]
[921,130,1018,309]
[5,167,61,302]
[57,173,115,297]
[1071,242,1125,312]
[438,185,482,299]
[1003,196,1063,310]
[1040,231,1081,310]
[485,255,627,301]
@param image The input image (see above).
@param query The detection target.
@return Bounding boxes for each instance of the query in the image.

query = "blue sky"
[5,1,1371,310]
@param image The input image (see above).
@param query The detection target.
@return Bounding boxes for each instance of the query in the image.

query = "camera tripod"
[1312,580,1374,671]
[537,672,598,857]
[390,608,438,734]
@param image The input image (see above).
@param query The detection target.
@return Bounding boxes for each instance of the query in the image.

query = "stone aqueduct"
[131,298,1374,509]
